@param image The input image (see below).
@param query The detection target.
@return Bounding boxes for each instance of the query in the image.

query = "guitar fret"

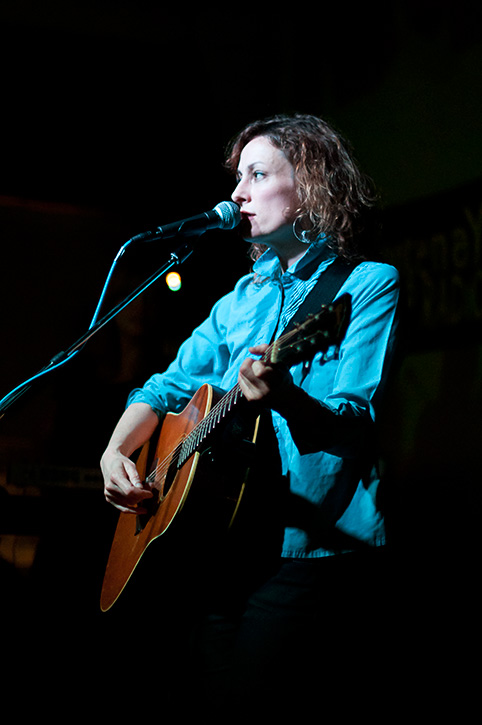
[155,302,345,475]
[175,384,244,467]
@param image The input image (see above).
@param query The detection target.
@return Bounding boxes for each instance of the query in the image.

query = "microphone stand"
[0,236,196,419]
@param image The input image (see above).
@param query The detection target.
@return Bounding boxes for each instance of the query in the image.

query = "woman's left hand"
[238,344,293,408]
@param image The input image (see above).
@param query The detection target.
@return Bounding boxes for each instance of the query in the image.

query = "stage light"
[166,271,182,291]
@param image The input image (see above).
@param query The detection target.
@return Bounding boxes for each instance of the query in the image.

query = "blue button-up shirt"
[128,238,400,558]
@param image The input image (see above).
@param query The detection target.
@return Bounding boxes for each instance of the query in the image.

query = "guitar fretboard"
[178,383,244,466]
[144,297,347,488]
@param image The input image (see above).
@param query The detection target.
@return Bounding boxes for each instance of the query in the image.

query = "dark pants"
[190,549,388,713]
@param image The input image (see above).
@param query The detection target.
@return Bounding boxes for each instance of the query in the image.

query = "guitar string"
[144,333,287,489]
[144,305,337,489]
[144,310,337,488]
[145,381,244,488]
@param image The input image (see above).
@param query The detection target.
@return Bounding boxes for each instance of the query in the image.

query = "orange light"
[166,271,182,291]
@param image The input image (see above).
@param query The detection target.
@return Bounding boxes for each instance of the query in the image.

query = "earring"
[292,216,312,244]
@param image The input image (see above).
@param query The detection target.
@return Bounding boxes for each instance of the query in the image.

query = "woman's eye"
[252,170,265,180]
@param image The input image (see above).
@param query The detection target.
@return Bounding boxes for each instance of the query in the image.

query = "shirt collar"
[252,234,336,281]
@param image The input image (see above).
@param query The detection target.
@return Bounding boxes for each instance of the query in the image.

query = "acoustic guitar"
[100,293,351,611]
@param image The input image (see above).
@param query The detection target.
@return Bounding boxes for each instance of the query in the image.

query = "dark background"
[1,1,481,715]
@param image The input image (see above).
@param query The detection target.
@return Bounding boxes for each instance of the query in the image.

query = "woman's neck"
[276,240,310,272]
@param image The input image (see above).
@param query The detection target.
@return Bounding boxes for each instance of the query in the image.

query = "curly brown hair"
[225,114,379,262]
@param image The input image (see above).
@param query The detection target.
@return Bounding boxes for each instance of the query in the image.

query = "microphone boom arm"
[0,236,196,418]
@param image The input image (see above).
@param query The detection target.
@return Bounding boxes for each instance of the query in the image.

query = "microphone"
[130,201,240,242]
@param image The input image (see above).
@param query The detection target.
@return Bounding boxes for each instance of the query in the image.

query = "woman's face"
[231,136,300,248]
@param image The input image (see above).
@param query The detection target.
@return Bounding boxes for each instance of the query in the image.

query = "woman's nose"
[231,178,248,204]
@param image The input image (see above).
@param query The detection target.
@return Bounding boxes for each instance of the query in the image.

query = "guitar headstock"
[270,293,352,366]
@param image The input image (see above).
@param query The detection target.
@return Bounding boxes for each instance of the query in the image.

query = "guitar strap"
[278,256,358,338]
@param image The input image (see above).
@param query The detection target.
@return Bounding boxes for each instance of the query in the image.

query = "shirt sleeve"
[327,261,400,419]
[286,261,400,459]
[126,290,234,417]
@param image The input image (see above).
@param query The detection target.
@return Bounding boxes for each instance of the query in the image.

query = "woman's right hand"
[101,447,153,514]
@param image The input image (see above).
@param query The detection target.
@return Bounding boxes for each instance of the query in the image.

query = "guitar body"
[100,384,259,612]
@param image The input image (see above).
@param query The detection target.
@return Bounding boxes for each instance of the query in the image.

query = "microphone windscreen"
[213,201,241,230]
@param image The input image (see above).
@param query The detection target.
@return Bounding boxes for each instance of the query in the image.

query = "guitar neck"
[178,320,325,465]
[155,296,349,476]
[178,382,244,466]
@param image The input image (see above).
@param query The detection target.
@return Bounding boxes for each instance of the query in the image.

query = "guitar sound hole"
[161,459,178,499]
[134,458,178,535]
[134,449,183,535]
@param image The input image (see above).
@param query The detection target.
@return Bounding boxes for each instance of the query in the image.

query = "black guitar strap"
[279,256,358,338]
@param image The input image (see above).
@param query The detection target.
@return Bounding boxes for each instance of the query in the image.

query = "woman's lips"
[239,212,253,236]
